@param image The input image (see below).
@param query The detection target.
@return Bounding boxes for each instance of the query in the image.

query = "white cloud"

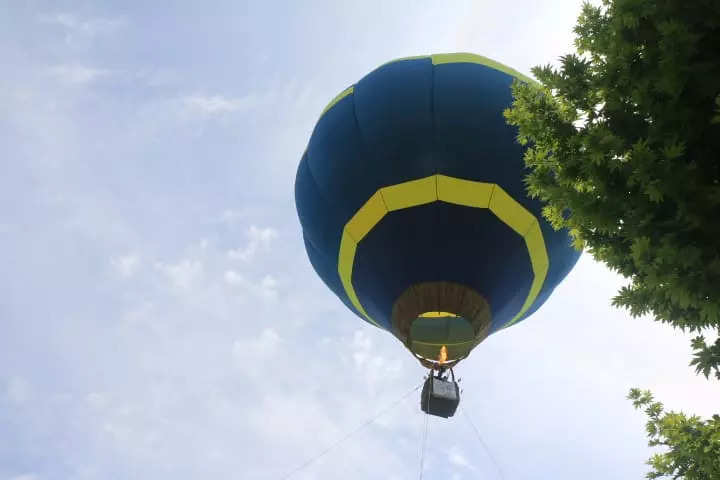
[133,68,182,88]
[224,270,278,300]
[232,328,282,361]
[218,209,246,225]
[227,225,278,262]
[5,2,717,480]
[156,259,203,290]
[5,377,30,405]
[223,270,245,286]
[86,392,109,410]
[353,329,373,348]
[9,474,39,480]
[40,12,80,28]
[351,330,375,368]
[260,274,277,290]
[448,447,475,470]
[182,92,274,115]
[39,13,125,36]
[352,329,373,366]
[214,208,265,227]
[111,254,140,278]
[47,65,109,85]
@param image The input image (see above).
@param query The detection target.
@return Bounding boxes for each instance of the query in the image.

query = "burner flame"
[437,345,447,365]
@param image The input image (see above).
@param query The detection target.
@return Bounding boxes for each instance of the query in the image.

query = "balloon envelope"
[295,53,580,364]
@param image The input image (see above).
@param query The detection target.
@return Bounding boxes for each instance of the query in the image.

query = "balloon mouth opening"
[390,281,493,365]
[409,313,476,362]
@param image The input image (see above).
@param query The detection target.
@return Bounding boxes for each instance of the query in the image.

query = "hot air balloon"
[295,53,580,417]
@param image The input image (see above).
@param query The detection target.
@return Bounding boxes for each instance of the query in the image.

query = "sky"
[1,1,718,479]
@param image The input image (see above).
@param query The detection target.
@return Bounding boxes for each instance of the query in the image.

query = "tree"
[504,0,720,376]
[628,389,720,479]
[504,1,720,476]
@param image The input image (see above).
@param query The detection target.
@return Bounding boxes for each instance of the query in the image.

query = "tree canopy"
[629,389,720,479]
[504,1,720,476]
[504,0,720,378]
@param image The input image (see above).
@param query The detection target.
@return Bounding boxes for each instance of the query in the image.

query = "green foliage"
[628,389,720,479]
[505,0,720,373]
[690,335,720,380]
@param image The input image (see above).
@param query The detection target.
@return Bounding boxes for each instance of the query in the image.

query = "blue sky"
[1,1,717,479]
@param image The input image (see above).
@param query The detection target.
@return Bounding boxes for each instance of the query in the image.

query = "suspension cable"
[279,381,423,480]
[418,373,432,480]
[418,411,430,480]
[460,404,506,480]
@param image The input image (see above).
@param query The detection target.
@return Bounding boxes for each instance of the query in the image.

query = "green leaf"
[505,0,720,381]
[629,388,720,478]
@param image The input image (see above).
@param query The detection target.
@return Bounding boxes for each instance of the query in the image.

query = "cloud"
[260,274,278,291]
[47,65,109,84]
[232,328,282,361]
[39,13,125,36]
[111,254,141,278]
[182,93,275,115]
[217,209,247,225]
[4,2,717,480]
[448,447,475,470]
[223,270,244,285]
[227,225,278,262]
[86,392,109,410]
[224,270,278,300]
[9,474,39,480]
[156,259,203,290]
[351,329,373,368]
[5,377,30,405]
[348,330,404,393]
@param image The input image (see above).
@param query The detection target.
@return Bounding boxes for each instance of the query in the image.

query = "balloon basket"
[420,369,460,418]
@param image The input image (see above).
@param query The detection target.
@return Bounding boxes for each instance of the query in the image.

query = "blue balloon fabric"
[295,53,580,363]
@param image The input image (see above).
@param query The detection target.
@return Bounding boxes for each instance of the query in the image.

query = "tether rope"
[418,374,432,480]
[279,381,423,480]
[460,404,506,480]
[418,407,430,479]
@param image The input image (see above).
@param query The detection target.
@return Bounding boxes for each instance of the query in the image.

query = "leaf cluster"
[628,389,720,479]
[505,0,720,372]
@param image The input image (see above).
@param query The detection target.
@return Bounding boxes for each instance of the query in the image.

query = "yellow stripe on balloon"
[345,190,387,243]
[418,311,460,318]
[319,85,354,118]
[437,175,493,208]
[317,53,537,121]
[380,176,437,211]
[337,175,549,329]
[431,53,537,85]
